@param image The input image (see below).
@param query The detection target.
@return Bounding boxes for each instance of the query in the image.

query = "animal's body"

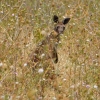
[29,15,70,98]
[30,15,70,72]
[30,30,59,67]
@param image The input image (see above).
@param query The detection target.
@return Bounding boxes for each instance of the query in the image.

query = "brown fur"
[29,15,70,70]
[30,31,59,66]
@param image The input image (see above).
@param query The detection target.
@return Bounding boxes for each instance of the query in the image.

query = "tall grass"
[0,0,100,99]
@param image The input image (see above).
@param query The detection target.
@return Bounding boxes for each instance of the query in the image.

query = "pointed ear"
[53,15,59,23]
[63,18,70,25]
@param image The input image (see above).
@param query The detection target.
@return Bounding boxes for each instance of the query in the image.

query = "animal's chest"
[36,40,57,60]
[30,34,59,64]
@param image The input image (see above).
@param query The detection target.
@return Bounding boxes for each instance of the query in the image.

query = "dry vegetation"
[0,0,100,100]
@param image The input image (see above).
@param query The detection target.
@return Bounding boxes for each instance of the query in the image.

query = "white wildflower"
[24,63,27,67]
[0,62,3,67]
[16,96,20,99]
[9,96,12,100]
[26,44,29,47]
[81,63,85,66]
[41,53,45,58]
[1,11,3,14]
[38,68,44,74]
[43,78,45,81]
[15,82,19,84]
[86,39,90,42]
[59,41,61,44]
[41,30,46,35]
[52,97,57,100]
[12,13,15,16]
[39,63,42,67]
[59,86,62,88]
[10,65,14,69]
[63,78,66,81]
[38,96,42,100]
[95,63,98,66]
[63,16,66,18]
[1,95,5,99]
[94,85,98,89]
[68,5,71,8]
[7,5,10,7]
[89,32,92,34]
[73,23,75,25]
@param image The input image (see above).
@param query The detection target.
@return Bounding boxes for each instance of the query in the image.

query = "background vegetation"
[0,0,100,99]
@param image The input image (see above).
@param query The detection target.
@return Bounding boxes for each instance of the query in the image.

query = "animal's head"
[53,15,70,35]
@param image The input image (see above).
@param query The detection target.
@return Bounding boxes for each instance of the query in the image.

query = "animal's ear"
[62,18,70,25]
[53,15,59,23]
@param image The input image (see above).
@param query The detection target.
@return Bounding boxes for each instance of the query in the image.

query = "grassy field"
[0,0,100,100]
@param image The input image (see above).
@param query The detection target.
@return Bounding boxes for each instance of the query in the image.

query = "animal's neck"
[50,30,59,38]
[47,30,60,43]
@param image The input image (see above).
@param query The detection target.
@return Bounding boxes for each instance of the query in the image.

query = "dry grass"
[0,0,100,100]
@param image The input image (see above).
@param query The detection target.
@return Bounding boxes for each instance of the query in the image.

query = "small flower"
[70,85,75,88]
[63,78,66,81]
[15,15,18,19]
[33,53,37,56]
[95,62,98,66]
[41,30,46,35]
[15,82,19,84]
[86,85,90,88]
[68,5,71,8]
[52,97,57,100]
[41,53,45,58]
[63,16,66,18]
[14,72,18,76]
[16,96,20,99]
[1,11,3,14]
[7,5,10,7]
[39,63,42,67]
[73,23,75,25]
[12,13,15,16]
[38,68,44,74]
[86,39,90,42]
[89,32,93,34]
[26,44,29,47]
[1,95,5,99]
[24,63,27,67]
[59,41,61,44]
[10,65,14,69]
[81,63,85,66]
[0,62,3,67]
[42,78,45,81]
[38,96,43,100]
[94,85,98,89]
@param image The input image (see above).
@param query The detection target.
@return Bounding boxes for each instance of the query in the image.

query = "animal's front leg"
[52,47,58,63]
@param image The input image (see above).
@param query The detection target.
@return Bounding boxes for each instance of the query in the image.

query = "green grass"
[0,0,100,100]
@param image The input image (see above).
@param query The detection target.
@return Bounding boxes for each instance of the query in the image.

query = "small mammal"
[30,15,70,73]
[29,15,70,98]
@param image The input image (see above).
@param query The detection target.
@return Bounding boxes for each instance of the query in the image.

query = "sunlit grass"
[0,0,100,100]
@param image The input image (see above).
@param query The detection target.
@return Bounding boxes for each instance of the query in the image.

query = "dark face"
[53,15,70,35]
[55,23,65,34]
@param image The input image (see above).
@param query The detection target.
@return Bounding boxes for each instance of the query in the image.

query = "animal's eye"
[56,26,59,29]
